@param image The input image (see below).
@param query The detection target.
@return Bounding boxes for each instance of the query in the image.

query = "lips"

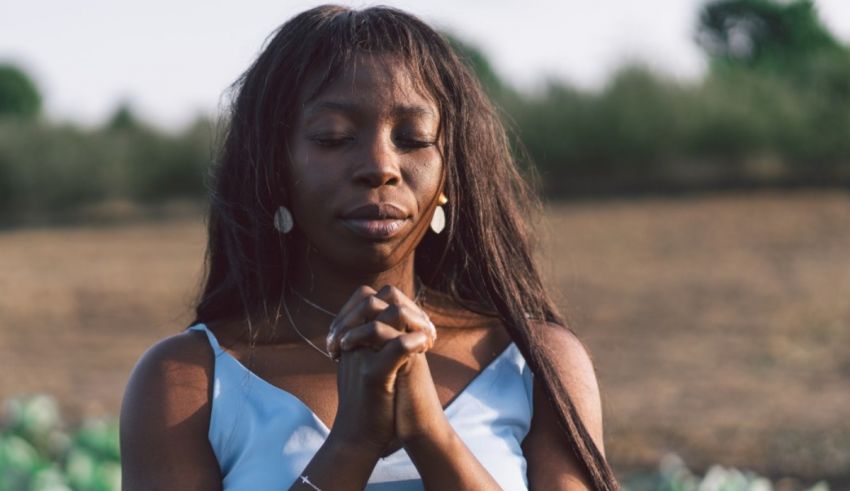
[341,202,409,220]
[340,202,410,240]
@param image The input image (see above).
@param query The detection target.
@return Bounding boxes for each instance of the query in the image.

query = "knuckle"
[385,286,404,303]
[378,284,403,304]
[370,321,392,339]
[398,305,429,333]
[366,296,384,312]
[380,303,401,321]
[397,305,418,327]
[393,336,413,354]
[366,321,381,337]
[403,332,428,351]
[333,322,353,337]
[356,285,375,296]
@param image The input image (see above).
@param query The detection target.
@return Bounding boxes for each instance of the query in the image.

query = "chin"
[332,244,408,274]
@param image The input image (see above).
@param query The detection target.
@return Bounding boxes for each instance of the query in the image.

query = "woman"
[120,5,619,490]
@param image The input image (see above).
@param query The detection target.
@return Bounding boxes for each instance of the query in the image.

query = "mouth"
[339,217,408,240]
[339,202,410,240]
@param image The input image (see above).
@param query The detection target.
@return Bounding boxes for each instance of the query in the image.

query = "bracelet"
[299,475,322,491]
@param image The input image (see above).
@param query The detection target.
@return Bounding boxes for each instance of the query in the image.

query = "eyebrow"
[303,100,436,119]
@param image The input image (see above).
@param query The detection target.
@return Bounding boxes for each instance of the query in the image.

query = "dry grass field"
[1,191,848,486]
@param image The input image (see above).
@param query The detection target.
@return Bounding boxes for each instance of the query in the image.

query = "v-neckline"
[210,325,515,435]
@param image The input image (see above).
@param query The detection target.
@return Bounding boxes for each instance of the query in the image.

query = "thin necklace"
[282,294,333,360]
[290,275,426,318]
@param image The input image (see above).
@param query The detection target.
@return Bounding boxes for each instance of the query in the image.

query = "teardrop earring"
[274,206,294,234]
[430,193,448,234]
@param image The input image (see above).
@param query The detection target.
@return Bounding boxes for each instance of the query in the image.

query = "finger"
[374,284,418,310]
[327,289,388,355]
[328,295,390,358]
[338,285,377,315]
[326,285,376,345]
[372,331,430,376]
[373,304,436,348]
[339,321,403,352]
[374,285,436,343]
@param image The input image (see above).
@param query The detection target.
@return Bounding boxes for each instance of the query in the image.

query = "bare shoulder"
[120,329,222,490]
[535,322,602,424]
[522,321,605,490]
[122,330,214,424]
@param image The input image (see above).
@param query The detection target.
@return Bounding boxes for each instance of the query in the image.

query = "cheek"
[287,143,335,190]
[289,169,338,212]
[406,153,443,196]
[285,151,335,215]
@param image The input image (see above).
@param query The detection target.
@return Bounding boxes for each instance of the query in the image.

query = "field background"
[1,190,847,487]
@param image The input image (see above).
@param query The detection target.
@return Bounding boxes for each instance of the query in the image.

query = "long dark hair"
[191,5,619,490]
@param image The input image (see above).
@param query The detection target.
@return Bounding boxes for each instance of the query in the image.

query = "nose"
[351,130,401,188]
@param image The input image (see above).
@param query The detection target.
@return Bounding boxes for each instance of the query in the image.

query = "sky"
[3,0,850,130]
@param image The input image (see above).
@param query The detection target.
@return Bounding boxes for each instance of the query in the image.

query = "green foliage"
[0,121,112,213]
[505,57,850,194]
[0,395,120,491]
[0,115,214,219]
[697,0,842,71]
[105,103,139,132]
[99,117,213,203]
[0,65,42,120]
[622,453,830,491]
[694,0,850,168]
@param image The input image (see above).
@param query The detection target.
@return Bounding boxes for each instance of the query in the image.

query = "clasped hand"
[324,284,443,455]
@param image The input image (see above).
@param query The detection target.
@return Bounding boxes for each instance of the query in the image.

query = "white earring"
[430,206,445,234]
[430,193,448,234]
[274,206,294,234]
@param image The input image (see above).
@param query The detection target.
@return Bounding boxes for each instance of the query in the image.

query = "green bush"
[0,395,120,491]
[0,121,111,214]
[505,60,850,194]
[0,116,214,220]
[622,453,830,491]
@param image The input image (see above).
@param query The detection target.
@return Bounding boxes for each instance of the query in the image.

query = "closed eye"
[395,137,436,150]
[310,136,353,148]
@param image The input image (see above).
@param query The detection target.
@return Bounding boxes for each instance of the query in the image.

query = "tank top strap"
[186,323,224,357]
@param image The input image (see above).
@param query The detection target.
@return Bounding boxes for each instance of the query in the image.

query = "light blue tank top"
[186,323,534,490]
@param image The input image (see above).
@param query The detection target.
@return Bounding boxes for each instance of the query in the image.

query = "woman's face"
[286,53,443,273]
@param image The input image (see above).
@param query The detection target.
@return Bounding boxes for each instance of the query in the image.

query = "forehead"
[300,53,438,118]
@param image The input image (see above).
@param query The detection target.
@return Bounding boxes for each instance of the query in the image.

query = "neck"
[280,232,419,340]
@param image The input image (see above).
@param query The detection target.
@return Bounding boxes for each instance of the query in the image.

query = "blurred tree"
[0,64,42,120]
[106,102,140,131]
[696,0,843,71]
[696,0,850,181]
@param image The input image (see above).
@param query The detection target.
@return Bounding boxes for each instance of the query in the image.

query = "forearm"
[404,418,501,491]
[288,434,382,491]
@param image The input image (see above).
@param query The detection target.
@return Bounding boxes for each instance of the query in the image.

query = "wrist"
[294,431,384,491]
[400,413,455,453]
[325,429,387,461]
